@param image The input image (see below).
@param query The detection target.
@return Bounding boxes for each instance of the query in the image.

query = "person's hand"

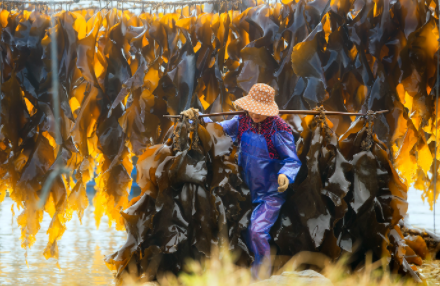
[180,108,199,120]
[278,174,289,192]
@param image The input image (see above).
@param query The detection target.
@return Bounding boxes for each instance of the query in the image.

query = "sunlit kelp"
[0,0,437,270]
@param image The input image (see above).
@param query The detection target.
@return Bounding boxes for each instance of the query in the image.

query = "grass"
[117,246,428,286]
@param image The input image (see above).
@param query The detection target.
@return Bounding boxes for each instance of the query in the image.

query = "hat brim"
[234,95,279,116]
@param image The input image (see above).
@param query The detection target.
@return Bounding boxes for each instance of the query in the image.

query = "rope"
[190,115,201,150]
[173,116,187,152]
[361,110,376,151]
[314,106,332,143]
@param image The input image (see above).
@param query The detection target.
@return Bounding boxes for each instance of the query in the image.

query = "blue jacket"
[203,115,301,185]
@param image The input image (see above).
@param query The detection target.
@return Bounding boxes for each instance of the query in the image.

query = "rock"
[251,270,333,286]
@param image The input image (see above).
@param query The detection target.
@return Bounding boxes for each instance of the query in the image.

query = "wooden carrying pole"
[163,110,389,119]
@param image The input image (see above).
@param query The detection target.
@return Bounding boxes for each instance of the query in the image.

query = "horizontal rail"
[113,0,221,4]
[1,0,75,4]
[0,0,221,6]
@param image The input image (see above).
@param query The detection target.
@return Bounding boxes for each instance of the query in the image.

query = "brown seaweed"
[104,117,252,282]
[272,111,351,261]
[0,1,437,280]
[337,114,416,277]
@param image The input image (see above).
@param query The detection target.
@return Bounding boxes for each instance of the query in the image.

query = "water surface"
[0,196,127,285]
[0,188,438,285]
[405,188,440,233]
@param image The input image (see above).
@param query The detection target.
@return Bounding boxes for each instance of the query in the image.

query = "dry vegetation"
[111,247,439,286]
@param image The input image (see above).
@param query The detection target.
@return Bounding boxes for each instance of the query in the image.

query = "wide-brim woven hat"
[234,83,279,116]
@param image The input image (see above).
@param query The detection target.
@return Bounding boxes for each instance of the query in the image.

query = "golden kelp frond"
[0,0,438,265]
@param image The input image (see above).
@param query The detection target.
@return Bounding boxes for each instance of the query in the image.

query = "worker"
[181,83,302,279]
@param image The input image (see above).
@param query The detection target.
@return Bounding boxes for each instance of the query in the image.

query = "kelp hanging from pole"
[106,110,422,283]
[271,110,417,279]
[0,0,437,273]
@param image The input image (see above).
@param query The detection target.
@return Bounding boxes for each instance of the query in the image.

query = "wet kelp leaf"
[337,116,414,274]
[237,46,279,93]
[71,30,104,157]
[135,143,173,199]
[0,9,134,259]
[115,58,162,155]
[67,179,89,223]
[404,235,430,260]
[272,113,351,260]
[93,108,132,231]
[39,14,76,123]
[272,112,416,275]
[7,11,79,260]
[290,28,328,108]
[85,11,136,232]
[388,225,423,282]
[15,130,55,249]
[0,74,30,191]
[274,0,308,109]
[204,122,252,264]
[104,192,157,276]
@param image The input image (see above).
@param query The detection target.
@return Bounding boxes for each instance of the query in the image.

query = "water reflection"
[0,196,127,285]
[0,187,437,285]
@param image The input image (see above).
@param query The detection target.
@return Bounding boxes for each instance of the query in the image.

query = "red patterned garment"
[237,115,293,159]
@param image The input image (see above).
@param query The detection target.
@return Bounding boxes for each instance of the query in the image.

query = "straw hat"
[234,83,279,116]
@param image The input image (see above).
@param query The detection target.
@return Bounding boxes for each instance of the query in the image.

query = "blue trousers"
[247,194,286,279]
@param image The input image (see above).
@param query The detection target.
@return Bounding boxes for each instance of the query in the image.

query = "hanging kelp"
[271,108,351,261]
[0,0,438,270]
[337,112,421,280]
[104,117,252,282]
[108,110,428,282]
[270,110,426,280]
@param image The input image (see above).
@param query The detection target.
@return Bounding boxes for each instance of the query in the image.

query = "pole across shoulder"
[163,110,389,119]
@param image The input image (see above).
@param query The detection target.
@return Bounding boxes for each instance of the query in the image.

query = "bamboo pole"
[37,2,71,209]
[163,110,389,119]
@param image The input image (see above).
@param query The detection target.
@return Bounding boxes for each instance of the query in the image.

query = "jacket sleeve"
[273,131,302,184]
[202,114,240,142]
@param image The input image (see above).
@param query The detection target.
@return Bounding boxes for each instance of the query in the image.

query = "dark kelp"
[338,114,422,281]
[272,109,351,261]
[104,117,252,283]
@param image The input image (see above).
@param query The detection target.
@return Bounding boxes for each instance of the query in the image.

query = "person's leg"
[247,195,286,280]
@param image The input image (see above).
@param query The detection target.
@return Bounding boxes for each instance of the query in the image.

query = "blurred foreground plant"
[116,245,424,286]
[158,246,252,286]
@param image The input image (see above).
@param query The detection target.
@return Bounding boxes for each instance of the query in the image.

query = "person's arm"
[274,131,302,184]
[181,108,240,142]
[202,114,240,141]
